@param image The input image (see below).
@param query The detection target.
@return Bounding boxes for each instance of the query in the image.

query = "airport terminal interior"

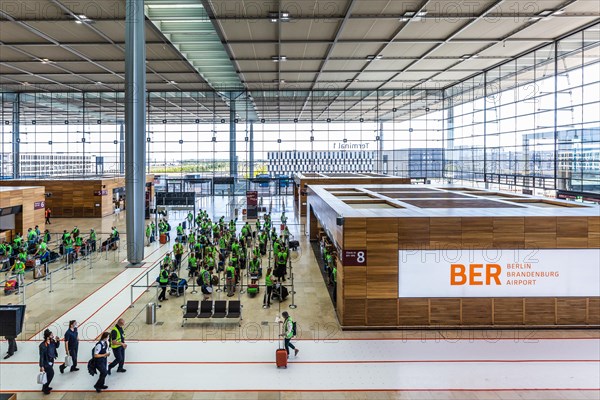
[0,0,599,399]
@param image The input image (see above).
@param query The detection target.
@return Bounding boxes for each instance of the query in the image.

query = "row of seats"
[182,300,242,327]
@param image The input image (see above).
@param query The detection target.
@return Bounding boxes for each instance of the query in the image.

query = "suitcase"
[280,224,285,231]
[160,234,167,244]
[247,284,259,296]
[26,259,36,269]
[276,348,287,368]
[4,279,17,295]
[34,261,47,279]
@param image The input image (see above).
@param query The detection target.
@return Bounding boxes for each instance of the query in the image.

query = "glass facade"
[1,24,598,195]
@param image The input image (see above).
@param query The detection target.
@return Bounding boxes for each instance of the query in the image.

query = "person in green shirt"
[43,230,51,244]
[229,219,236,233]
[162,253,173,270]
[280,212,287,226]
[249,254,261,276]
[27,228,37,245]
[263,267,274,308]
[188,252,198,277]
[279,311,299,358]
[145,225,151,247]
[158,266,169,301]
[13,233,23,249]
[198,266,212,300]
[331,264,337,302]
[9,259,26,293]
[225,262,236,297]
[275,249,288,281]
[255,219,261,233]
[187,212,194,226]
[176,224,184,242]
[89,229,97,252]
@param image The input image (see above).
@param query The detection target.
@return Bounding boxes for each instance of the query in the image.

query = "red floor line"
[1,389,599,393]
[118,337,600,342]
[3,359,598,365]
[27,244,166,341]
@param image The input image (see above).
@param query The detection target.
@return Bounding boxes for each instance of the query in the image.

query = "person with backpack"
[92,332,111,393]
[39,329,60,395]
[198,265,212,300]
[279,311,299,358]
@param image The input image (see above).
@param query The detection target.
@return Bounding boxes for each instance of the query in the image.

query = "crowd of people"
[152,209,294,308]
[1,223,120,295]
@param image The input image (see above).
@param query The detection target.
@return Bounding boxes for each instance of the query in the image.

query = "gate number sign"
[343,250,367,266]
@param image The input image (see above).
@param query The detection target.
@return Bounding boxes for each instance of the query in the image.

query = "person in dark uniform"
[38,329,59,395]
[4,335,17,359]
[93,332,111,393]
[108,318,127,374]
[59,320,79,373]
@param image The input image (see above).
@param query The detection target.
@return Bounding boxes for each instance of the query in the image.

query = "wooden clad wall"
[0,187,46,237]
[333,215,600,328]
[0,176,154,218]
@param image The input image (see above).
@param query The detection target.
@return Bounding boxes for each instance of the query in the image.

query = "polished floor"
[1,195,599,399]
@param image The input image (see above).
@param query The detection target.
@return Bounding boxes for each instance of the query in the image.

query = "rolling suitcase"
[4,280,17,295]
[276,332,287,368]
[160,234,167,244]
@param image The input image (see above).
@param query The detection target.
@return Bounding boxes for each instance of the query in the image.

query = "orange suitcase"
[276,348,287,368]
[160,234,167,244]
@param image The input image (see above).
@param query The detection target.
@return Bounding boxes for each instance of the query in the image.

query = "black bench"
[182,300,242,326]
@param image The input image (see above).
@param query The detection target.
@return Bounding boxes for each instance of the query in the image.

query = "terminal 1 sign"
[398,249,600,297]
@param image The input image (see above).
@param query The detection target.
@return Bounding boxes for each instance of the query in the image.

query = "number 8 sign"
[343,250,368,266]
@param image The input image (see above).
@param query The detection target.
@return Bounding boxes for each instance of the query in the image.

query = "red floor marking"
[1,389,599,393]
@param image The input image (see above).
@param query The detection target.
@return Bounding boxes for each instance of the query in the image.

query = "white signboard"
[399,249,600,297]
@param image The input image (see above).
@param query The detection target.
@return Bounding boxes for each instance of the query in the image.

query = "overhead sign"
[34,201,45,210]
[398,249,600,298]
[246,191,258,219]
[343,249,367,266]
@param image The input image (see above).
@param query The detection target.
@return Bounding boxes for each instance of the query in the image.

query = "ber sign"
[398,249,600,297]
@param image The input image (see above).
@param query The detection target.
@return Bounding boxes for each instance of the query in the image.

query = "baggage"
[169,278,188,296]
[49,251,60,263]
[247,284,259,296]
[26,259,36,269]
[276,348,287,368]
[34,262,47,279]
[280,224,285,231]
[272,284,288,301]
[160,234,167,244]
[37,372,48,385]
[4,279,17,295]
[182,221,187,230]
[289,240,299,251]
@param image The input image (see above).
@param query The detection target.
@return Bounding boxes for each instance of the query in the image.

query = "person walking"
[39,329,59,395]
[279,311,299,358]
[4,302,18,360]
[9,258,25,295]
[173,239,184,270]
[59,320,79,373]
[108,319,127,374]
[158,265,169,302]
[93,332,111,393]
[263,267,275,309]
[145,225,151,247]
[45,208,51,224]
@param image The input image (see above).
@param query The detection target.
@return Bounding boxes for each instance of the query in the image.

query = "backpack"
[292,321,297,336]
[87,346,98,376]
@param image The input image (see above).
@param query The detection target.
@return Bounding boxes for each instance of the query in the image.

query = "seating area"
[182,300,242,327]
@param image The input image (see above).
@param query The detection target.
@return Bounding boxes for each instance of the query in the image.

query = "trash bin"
[146,302,156,325]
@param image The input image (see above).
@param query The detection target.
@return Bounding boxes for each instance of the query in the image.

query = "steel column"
[12,93,20,179]
[229,97,237,178]
[124,0,147,265]
[249,122,254,178]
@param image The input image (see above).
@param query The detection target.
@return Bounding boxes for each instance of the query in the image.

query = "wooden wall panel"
[524,217,557,249]
[398,218,429,248]
[343,299,366,326]
[430,299,461,325]
[366,266,398,299]
[344,266,367,298]
[398,299,429,325]
[462,298,493,325]
[343,218,366,248]
[461,218,493,248]
[524,298,555,325]
[556,217,589,248]
[366,299,398,326]
[366,218,399,266]
[430,218,462,248]
[587,217,600,248]
[0,187,46,238]
[493,218,524,248]
[589,298,600,325]
[556,298,587,325]
[494,298,524,325]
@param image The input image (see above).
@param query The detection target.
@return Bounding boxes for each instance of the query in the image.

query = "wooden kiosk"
[0,186,46,243]
[307,185,600,329]
[293,173,411,216]
[0,175,155,218]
